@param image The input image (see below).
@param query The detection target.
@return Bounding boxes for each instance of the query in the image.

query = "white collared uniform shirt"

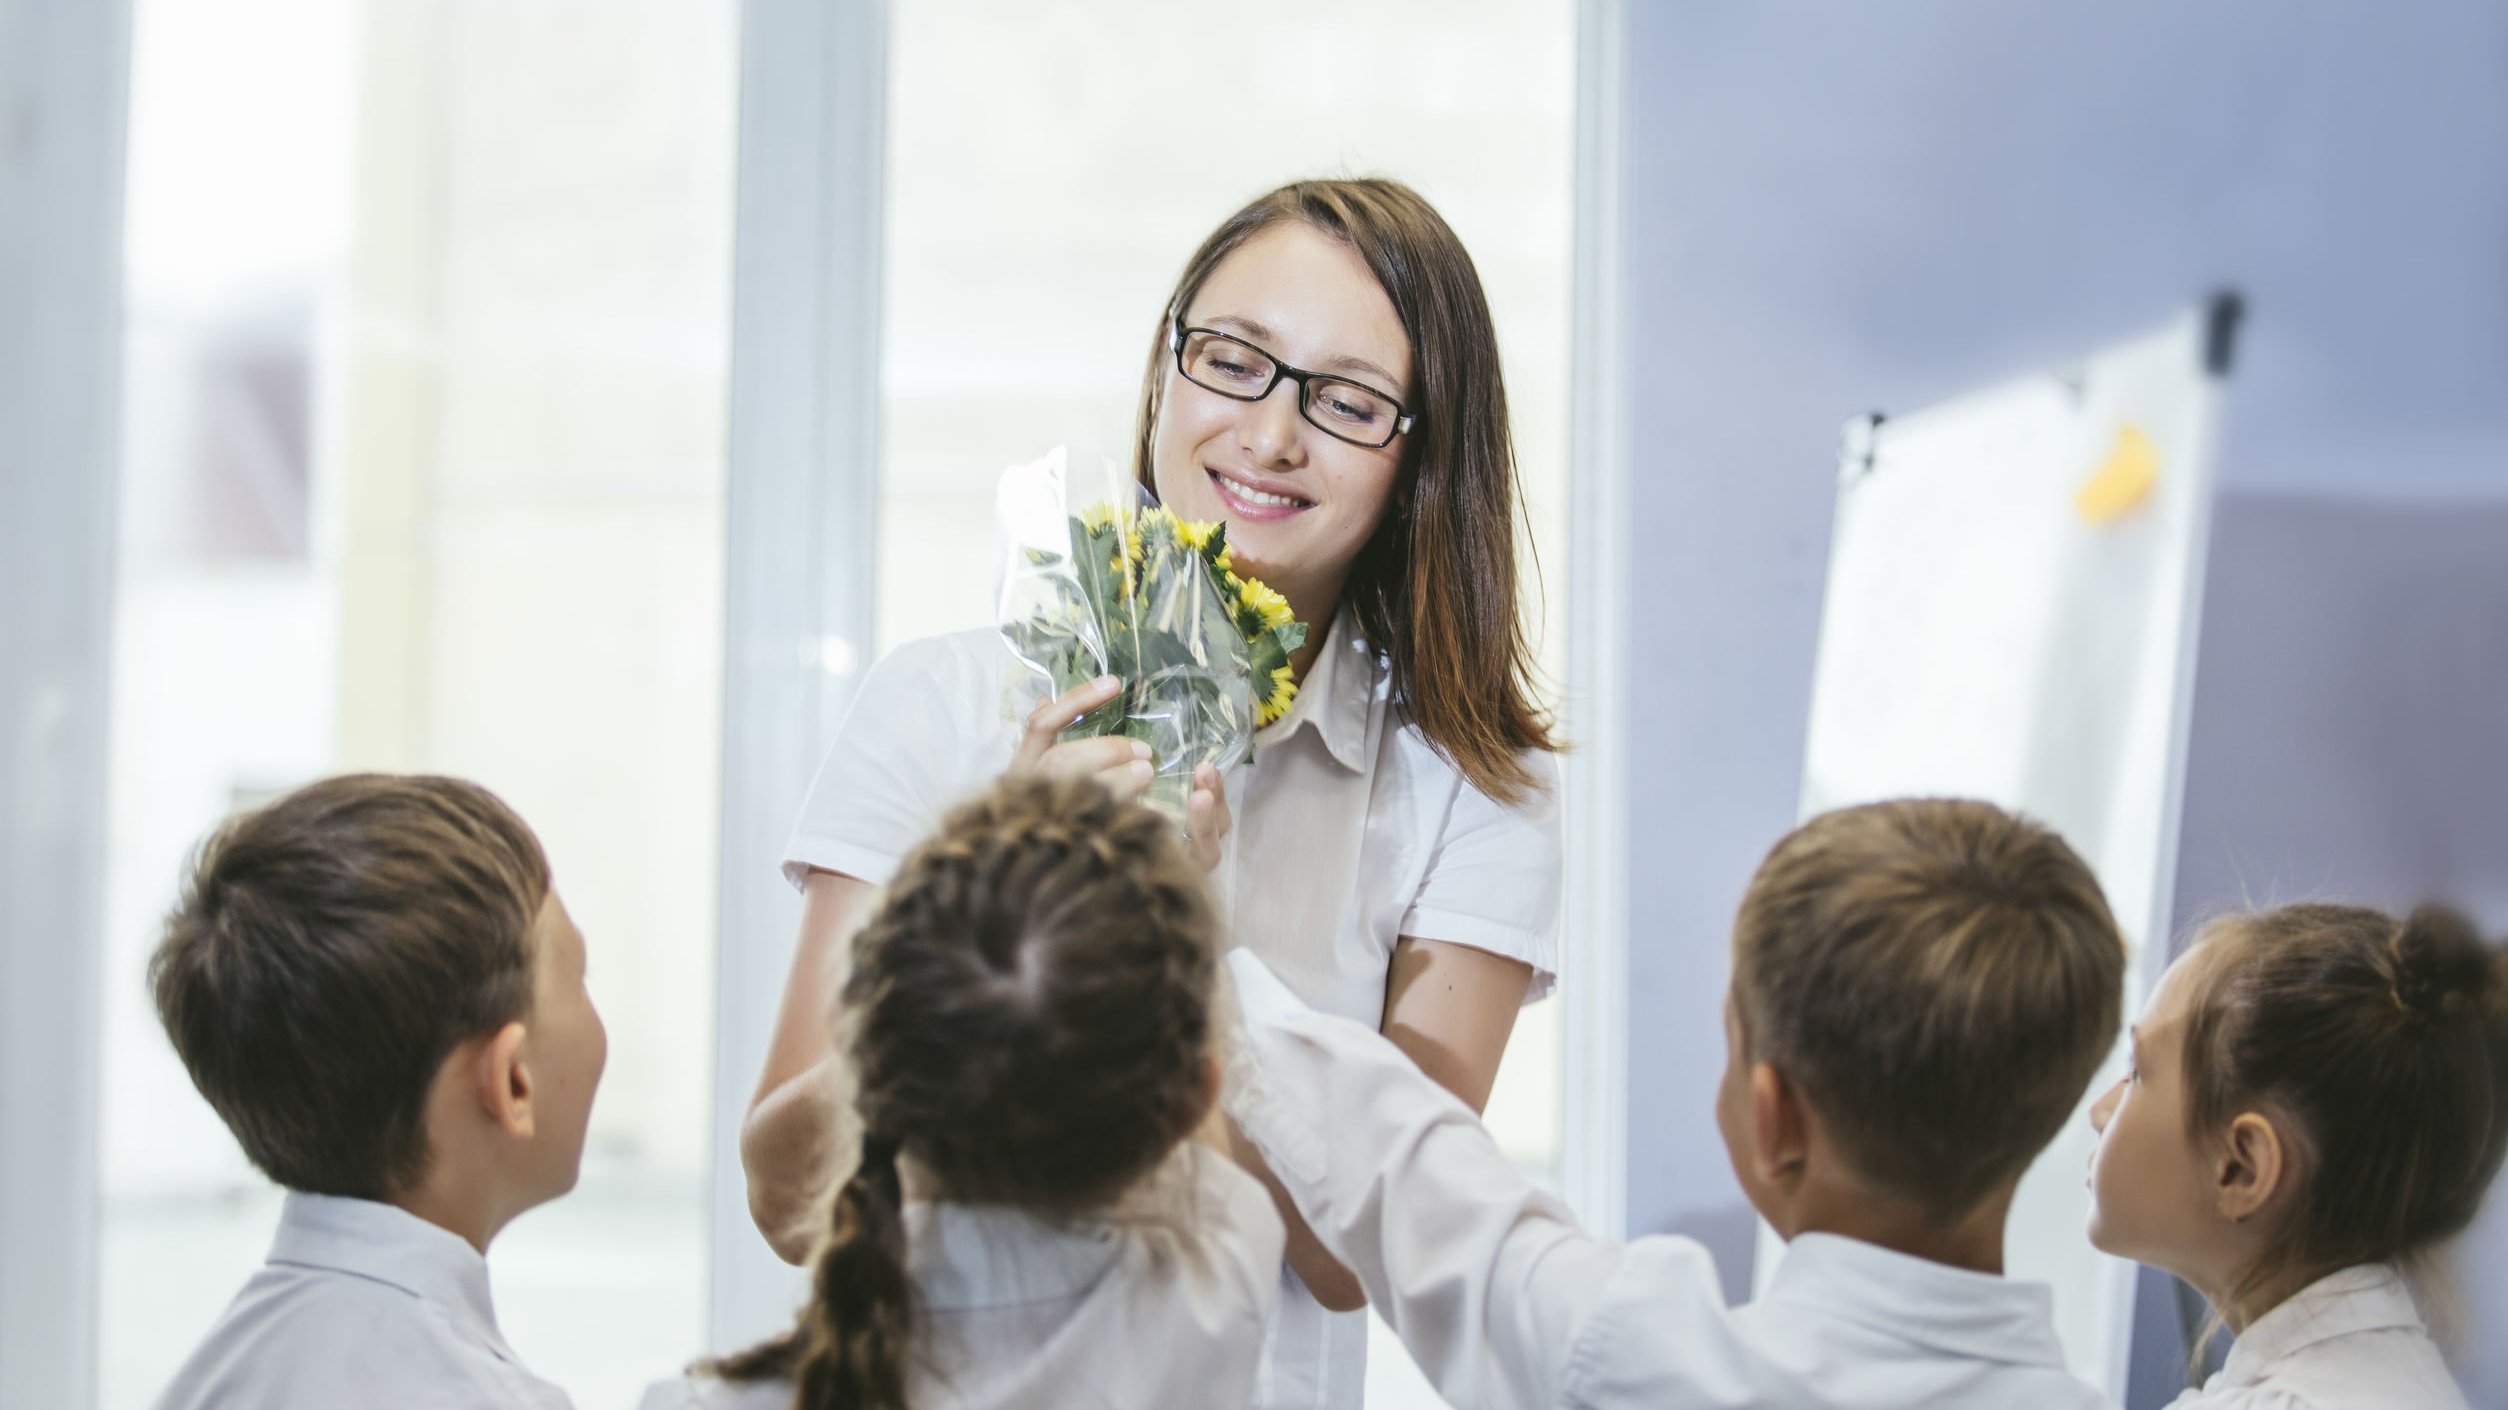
[2164,1264,2468,1410]
[639,1145,1285,1410]
[1223,948,2118,1410]
[783,614,1563,1410]
[152,1193,573,1410]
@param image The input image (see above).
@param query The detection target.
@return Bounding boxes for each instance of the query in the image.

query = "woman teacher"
[743,177,1564,1410]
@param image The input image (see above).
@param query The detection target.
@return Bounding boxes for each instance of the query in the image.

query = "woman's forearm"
[752,871,879,1101]
[741,1052,860,1262]
[744,868,883,1259]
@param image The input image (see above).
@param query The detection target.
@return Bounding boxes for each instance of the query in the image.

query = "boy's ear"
[1750,1061,1812,1193]
[2213,1111,2287,1224]
[471,1021,536,1141]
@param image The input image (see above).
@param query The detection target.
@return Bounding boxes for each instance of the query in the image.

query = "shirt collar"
[904,1200,1125,1312]
[2216,1264,2426,1388]
[1253,605,1377,773]
[1763,1232,2072,1370]
[266,1192,517,1361]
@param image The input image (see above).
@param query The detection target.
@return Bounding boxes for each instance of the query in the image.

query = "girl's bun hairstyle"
[2389,903,2499,1024]
[2182,901,2508,1298]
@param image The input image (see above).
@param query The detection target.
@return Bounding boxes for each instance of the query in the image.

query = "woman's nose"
[1241,378,1306,466]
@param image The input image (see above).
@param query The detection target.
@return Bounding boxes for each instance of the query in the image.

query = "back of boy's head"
[720,773,1217,1410]
[2181,902,2508,1283]
[1732,798,2126,1222]
[151,773,549,1201]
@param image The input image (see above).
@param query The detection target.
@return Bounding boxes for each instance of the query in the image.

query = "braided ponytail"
[709,774,1218,1407]
[704,1135,915,1410]
[790,1135,914,1410]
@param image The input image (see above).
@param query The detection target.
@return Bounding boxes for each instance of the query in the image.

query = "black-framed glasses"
[1169,322,1417,449]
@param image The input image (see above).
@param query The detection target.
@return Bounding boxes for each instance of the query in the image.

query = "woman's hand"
[1010,676,1153,800]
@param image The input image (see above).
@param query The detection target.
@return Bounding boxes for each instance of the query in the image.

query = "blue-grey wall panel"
[2147,494,2508,1407]
[1616,0,2508,1329]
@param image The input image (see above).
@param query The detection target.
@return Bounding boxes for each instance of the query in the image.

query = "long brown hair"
[1134,177,1559,803]
[2179,902,2508,1309]
[715,774,1219,1410]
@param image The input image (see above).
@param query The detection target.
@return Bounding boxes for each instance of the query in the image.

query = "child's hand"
[1185,763,1231,873]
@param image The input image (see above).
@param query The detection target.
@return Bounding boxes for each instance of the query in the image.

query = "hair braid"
[713,774,1219,1406]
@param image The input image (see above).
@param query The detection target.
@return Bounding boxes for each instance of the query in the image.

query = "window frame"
[707,0,890,1347]
[0,0,133,1404]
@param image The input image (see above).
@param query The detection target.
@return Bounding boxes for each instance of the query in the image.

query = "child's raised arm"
[1222,949,1772,1410]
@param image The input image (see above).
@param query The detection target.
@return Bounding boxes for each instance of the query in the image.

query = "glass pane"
[881,5,1574,1405]
[96,3,739,1408]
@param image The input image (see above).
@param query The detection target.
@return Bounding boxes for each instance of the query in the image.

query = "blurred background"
[4,3,2503,1409]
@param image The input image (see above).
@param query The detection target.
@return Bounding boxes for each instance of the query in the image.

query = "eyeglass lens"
[1177,329,1403,448]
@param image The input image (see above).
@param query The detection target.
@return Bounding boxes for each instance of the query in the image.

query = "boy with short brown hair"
[148,773,605,1410]
[1721,799,2124,1267]
[1224,797,2127,1410]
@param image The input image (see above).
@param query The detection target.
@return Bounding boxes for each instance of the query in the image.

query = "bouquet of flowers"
[997,447,1308,817]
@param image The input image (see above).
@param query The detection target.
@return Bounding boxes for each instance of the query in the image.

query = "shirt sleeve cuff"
[1397,907,1560,1004]
[779,835,903,891]
[1226,945,1308,1027]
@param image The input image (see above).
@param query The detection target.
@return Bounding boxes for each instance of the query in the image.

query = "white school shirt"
[2164,1264,2468,1410]
[152,1192,573,1410]
[782,611,1564,1410]
[1223,948,2118,1410]
[638,1144,1285,1410]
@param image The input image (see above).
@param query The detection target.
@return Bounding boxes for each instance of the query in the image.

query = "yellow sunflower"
[1256,664,1298,727]
[1236,577,1296,632]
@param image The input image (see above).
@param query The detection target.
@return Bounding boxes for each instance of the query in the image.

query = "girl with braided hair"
[644,774,1283,1410]
[2085,901,2508,1408]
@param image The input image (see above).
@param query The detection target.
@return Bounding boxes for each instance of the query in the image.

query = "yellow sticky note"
[2076,425,2160,524]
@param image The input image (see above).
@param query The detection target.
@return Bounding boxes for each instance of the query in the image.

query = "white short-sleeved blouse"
[780,608,1564,1410]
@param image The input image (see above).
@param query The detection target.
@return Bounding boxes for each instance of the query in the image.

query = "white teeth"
[1217,472,1306,509]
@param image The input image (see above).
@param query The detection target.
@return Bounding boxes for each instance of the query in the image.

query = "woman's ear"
[2213,1110,2288,1224]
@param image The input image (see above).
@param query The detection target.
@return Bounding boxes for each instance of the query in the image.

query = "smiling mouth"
[1208,468,1314,513]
